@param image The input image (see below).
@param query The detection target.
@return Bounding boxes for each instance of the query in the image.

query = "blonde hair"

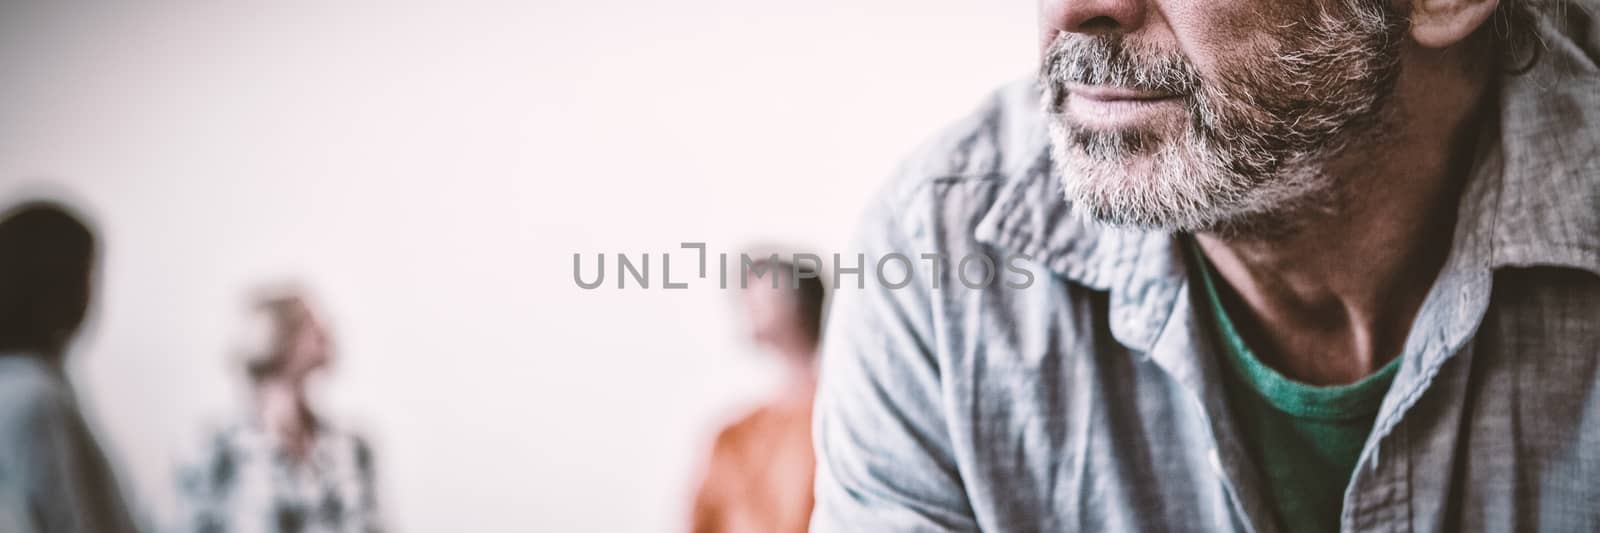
[230,284,313,382]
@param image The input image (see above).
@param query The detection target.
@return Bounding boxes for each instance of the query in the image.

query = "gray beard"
[1039,0,1404,239]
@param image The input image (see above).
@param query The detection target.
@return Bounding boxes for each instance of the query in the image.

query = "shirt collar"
[973,137,1188,352]
[1471,11,1600,273]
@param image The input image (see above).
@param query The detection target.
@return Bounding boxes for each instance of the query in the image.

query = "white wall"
[0,2,1035,531]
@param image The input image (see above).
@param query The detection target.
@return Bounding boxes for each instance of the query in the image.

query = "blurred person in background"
[178,286,383,533]
[0,201,143,533]
[689,258,826,533]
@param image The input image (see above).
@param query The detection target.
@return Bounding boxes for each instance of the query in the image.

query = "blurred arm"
[688,430,736,533]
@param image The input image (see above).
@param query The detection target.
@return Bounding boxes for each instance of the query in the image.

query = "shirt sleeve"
[809,193,979,532]
[175,429,234,533]
[0,460,38,533]
[349,434,385,533]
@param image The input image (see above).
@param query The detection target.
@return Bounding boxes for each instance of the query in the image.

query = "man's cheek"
[1156,0,1277,76]
[1037,1,1066,56]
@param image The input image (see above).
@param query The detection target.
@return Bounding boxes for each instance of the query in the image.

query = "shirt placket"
[1340,263,1492,533]
[1343,424,1410,532]
[1140,280,1283,533]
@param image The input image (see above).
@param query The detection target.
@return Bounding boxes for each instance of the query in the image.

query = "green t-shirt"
[1188,241,1401,533]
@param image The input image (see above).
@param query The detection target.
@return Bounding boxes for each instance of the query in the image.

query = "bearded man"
[811,0,1599,531]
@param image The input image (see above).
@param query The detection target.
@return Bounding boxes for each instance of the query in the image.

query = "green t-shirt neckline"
[1187,238,1402,533]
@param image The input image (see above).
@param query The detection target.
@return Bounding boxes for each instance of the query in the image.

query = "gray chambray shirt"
[811,5,1600,533]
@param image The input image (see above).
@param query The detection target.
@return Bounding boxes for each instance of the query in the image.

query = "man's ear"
[1409,0,1501,48]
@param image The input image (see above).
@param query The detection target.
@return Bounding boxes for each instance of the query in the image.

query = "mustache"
[1039,34,1202,112]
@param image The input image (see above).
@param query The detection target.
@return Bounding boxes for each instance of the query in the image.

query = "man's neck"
[1194,44,1492,386]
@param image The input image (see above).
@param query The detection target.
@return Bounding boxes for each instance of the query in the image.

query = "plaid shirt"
[178,419,383,533]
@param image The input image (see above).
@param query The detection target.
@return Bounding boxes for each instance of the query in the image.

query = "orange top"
[690,400,816,533]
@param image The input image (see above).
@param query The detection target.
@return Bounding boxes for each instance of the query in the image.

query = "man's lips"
[1066,83,1181,102]
[1059,83,1185,129]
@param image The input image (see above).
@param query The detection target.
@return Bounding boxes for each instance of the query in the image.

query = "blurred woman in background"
[178,287,383,533]
[689,258,827,533]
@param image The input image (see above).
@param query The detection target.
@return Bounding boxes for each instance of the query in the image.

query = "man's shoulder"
[0,357,71,419]
[0,357,74,447]
[869,79,1051,239]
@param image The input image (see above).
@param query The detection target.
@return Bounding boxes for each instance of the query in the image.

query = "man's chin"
[1050,148,1240,234]
[1060,167,1318,240]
